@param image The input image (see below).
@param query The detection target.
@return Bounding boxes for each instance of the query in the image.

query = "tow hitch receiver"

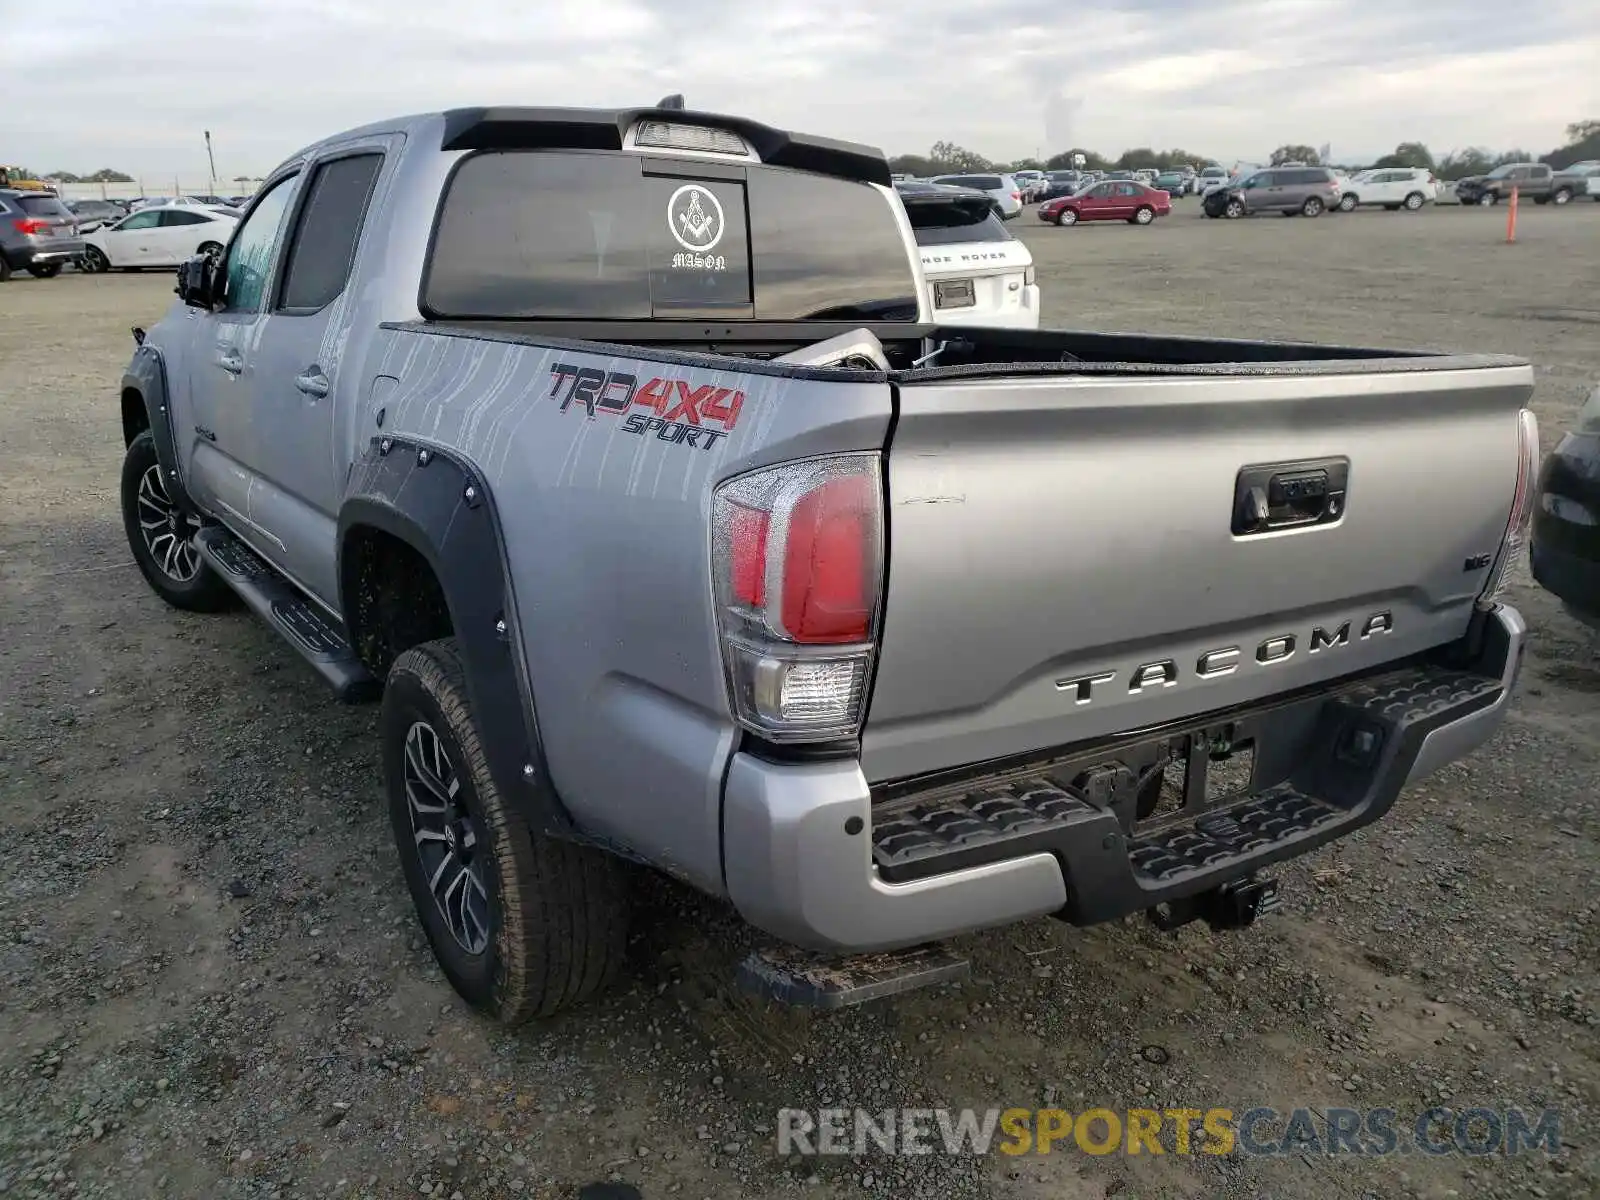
[1149,876,1281,933]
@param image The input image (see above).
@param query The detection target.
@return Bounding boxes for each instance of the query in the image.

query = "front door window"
[222,177,298,313]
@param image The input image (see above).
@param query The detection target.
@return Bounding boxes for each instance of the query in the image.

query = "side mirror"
[175,253,220,309]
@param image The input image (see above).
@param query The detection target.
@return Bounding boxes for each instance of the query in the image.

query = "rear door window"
[277,152,384,311]
[424,151,917,322]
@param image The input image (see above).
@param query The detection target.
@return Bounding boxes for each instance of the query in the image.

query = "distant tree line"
[889,119,1600,181]
[10,167,135,183]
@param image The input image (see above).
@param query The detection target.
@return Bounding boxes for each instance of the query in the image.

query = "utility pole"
[204,130,218,195]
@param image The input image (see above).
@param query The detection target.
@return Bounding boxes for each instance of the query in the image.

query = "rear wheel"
[1301,196,1324,217]
[120,431,234,612]
[27,262,62,278]
[197,240,224,260]
[383,640,630,1023]
[1130,205,1155,225]
[1403,191,1425,210]
[0,257,10,283]
[1055,208,1078,226]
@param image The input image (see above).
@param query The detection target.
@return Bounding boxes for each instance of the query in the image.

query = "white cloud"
[8,0,1598,178]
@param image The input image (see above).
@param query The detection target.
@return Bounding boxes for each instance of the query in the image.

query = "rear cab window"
[423,151,919,322]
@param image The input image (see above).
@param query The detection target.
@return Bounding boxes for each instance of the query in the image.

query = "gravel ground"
[1,201,1597,1200]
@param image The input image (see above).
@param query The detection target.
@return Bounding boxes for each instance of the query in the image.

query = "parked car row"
[0,189,241,281]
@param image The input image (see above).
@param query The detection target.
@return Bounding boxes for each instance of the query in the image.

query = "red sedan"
[1038,180,1171,227]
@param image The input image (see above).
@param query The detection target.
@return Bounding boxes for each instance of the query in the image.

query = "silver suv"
[929,172,1023,219]
[0,189,84,280]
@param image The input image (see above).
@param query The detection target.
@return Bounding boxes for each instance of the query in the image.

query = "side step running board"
[194,526,378,702]
[736,943,969,1009]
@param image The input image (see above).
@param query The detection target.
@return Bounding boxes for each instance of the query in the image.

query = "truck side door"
[183,171,303,559]
[240,147,387,604]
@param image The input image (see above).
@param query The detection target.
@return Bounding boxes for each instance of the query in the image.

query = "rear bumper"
[723,605,1524,953]
[4,239,85,267]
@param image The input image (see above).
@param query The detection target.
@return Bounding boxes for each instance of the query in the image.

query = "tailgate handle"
[1233,458,1349,536]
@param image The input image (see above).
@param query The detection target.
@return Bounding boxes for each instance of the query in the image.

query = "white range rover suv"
[894,181,1041,329]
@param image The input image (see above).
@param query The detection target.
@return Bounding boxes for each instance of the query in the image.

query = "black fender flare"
[122,344,198,514]
[338,435,578,840]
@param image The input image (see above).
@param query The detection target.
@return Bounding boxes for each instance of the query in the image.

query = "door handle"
[216,350,242,375]
[295,368,330,398]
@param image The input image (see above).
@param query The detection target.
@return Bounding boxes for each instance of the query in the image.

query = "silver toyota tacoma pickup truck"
[118,103,1538,1019]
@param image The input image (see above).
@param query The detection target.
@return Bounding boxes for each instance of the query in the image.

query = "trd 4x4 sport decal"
[547,362,744,451]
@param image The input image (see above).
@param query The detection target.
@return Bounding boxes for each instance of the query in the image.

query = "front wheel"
[1478,192,1497,206]
[1055,208,1077,226]
[81,245,110,273]
[1301,196,1324,217]
[1224,198,1246,219]
[1338,193,1358,212]
[197,240,224,261]
[1130,205,1155,225]
[120,431,234,611]
[1551,188,1572,205]
[383,639,630,1023]
[27,262,62,278]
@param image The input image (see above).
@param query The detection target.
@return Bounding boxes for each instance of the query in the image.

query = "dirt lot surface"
[2,202,1597,1200]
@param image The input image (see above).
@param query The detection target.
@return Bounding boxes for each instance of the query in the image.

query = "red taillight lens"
[14,218,50,235]
[728,504,770,607]
[781,473,874,643]
[713,455,884,741]
[716,457,882,645]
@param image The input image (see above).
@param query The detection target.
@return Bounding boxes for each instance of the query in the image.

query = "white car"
[895,182,1039,329]
[81,204,237,273]
[1336,168,1439,212]
[928,172,1024,219]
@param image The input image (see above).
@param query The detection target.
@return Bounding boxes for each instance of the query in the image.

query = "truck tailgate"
[862,364,1533,782]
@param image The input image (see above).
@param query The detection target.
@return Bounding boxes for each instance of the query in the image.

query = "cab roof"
[286,106,893,188]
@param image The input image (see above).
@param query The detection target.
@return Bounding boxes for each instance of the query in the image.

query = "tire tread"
[386,639,627,1023]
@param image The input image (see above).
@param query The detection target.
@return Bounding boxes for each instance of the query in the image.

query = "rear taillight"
[1478,408,1540,607]
[713,455,884,741]
[14,218,50,235]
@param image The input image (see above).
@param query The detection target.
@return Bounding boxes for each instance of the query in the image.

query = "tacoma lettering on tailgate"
[1056,611,1394,705]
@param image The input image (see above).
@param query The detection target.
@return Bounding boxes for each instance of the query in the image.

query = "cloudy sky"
[12,0,1598,180]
